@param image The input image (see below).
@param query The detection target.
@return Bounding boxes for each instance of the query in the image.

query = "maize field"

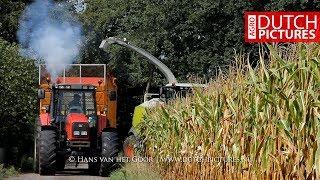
[139,43,320,179]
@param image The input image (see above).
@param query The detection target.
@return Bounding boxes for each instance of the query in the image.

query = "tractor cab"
[50,84,98,147]
[51,84,97,121]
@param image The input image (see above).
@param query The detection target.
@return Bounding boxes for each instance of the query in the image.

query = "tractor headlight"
[72,122,89,136]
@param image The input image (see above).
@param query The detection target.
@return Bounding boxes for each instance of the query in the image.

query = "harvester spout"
[99,37,177,84]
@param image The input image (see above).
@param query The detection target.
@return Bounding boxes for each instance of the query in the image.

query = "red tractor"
[34,64,119,176]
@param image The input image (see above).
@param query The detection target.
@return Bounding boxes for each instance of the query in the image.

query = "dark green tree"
[0,38,37,165]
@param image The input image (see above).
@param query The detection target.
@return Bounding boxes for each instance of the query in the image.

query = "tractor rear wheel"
[100,131,120,177]
[39,130,57,175]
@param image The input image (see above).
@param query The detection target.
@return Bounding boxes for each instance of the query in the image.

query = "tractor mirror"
[38,89,45,99]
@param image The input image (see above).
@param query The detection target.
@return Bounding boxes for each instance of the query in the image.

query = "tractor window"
[55,90,96,116]
[84,92,95,115]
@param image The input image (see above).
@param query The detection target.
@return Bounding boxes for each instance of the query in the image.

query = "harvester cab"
[35,64,120,176]
[160,83,208,101]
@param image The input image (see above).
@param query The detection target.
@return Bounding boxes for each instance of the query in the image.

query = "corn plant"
[139,43,320,179]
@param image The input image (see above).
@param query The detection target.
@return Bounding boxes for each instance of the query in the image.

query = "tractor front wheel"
[99,131,120,177]
[39,130,57,175]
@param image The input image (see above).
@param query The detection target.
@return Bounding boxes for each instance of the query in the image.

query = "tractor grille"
[72,122,89,137]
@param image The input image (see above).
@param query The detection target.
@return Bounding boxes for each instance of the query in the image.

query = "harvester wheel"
[39,130,57,175]
[100,131,120,177]
[123,135,138,158]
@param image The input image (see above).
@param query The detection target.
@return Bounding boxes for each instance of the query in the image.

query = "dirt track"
[7,163,108,180]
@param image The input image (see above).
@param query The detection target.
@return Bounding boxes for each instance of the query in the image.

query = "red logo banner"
[245,12,320,43]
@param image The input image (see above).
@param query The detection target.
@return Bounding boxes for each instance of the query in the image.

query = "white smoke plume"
[17,0,83,81]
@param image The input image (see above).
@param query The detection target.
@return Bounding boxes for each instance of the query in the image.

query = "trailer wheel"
[123,135,137,158]
[39,130,57,175]
[100,131,120,177]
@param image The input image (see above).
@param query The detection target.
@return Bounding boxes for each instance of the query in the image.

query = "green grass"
[0,164,19,180]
